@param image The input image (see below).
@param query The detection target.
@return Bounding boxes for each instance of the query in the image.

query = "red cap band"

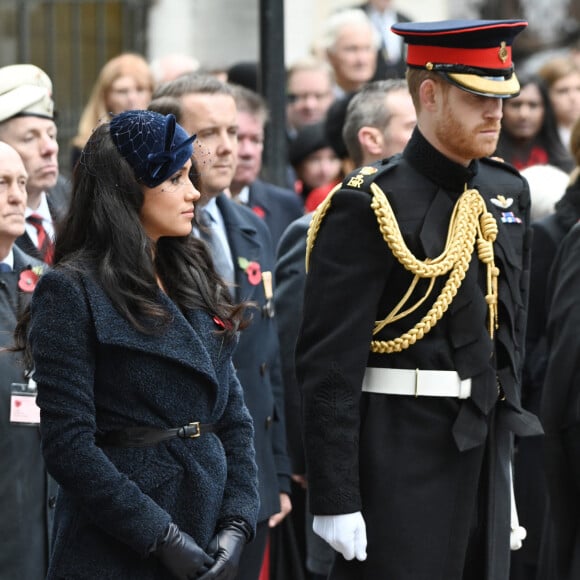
[406,44,513,70]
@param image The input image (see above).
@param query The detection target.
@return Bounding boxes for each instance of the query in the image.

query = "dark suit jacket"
[29,267,259,580]
[16,175,71,261]
[274,213,312,474]
[216,194,292,522]
[0,246,55,580]
[245,179,304,249]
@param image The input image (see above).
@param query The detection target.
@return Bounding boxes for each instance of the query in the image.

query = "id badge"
[10,377,40,425]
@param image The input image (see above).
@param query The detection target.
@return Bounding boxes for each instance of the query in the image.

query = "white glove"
[509,462,527,551]
[510,524,527,551]
[313,512,367,561]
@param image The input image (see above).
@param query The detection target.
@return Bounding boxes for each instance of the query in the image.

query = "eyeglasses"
[287,92,332,104]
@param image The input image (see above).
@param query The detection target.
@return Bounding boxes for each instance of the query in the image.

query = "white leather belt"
[361,367,471,399]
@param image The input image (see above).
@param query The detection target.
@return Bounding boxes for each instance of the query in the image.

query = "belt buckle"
[184,422,201,438]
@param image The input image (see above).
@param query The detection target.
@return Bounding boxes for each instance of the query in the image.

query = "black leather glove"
[198,520,251,580]
[153,522,215,580]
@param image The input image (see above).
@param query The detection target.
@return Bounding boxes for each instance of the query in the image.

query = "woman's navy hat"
[392,19,528,98]
[110,109,196,188]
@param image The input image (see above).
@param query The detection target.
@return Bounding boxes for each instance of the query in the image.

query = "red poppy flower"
[252,205,266,219]
[18,269,40,292]
[213,315,233,330]
[246,261,262,285]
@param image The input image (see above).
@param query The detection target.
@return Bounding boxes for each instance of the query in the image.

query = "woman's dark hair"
[15,122,249,355]
[496,73,574,172]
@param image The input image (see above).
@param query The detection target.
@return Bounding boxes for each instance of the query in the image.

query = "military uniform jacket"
[296,129,540,580]
[28,266,259,580]
[0,246,55,579]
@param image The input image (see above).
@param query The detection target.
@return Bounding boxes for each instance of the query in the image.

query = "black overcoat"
[541,221,580,580]
[0,246,55,579]
[246,178,304,249]
[296,130,540,580]
[28,267,260,580]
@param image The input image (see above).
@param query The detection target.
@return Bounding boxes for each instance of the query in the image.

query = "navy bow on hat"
[110,109,196,188]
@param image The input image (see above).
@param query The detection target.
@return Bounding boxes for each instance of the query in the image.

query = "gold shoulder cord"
[305,182,499,354]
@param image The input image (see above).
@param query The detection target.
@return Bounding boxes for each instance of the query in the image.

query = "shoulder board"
[480,155,523,178]
[342,156,400,193]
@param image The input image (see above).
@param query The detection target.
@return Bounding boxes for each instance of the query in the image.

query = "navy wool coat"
[28,267,259,580]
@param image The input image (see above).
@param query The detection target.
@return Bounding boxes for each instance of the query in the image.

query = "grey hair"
[319,9,381,53]
[342,79,408,166]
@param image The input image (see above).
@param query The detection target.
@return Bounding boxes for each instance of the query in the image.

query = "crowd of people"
[1,2,580,580]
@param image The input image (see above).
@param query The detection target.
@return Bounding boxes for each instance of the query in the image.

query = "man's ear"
[419,78,439,112]
[358,126,383,156]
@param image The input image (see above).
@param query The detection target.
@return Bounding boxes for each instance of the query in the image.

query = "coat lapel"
[216,194,263,302]
[248,180,271,221]
[81,275,219,386]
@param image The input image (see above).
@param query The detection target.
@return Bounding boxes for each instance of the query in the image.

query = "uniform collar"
[403,128,479,192]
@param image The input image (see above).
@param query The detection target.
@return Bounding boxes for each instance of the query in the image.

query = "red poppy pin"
[18,265,43,293]
[213,315,233,330]
[237,257,262,285]
[252,205,266,220]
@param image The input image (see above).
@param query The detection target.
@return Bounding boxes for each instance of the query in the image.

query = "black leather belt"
[96,422,217,448]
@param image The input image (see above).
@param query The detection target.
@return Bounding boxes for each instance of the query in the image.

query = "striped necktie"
[27,213,54,264]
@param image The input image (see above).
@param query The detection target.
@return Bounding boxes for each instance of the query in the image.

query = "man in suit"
[296,20,541,579]
[229,84,303,248]
[358,0,412,80]
[0,140,55,578]
[0,64,70,264]
[150,74,292,580]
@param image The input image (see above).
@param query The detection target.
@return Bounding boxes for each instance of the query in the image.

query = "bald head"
[0,141,28,252]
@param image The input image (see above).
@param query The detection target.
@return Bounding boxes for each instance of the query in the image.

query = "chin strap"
[306,183,499,353]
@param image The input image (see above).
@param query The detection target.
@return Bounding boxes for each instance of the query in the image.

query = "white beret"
[0,64,54,123]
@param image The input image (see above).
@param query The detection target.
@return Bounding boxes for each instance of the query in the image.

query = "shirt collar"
[0,248,15,269]
[233,185,250,205]
[25,191,52,222]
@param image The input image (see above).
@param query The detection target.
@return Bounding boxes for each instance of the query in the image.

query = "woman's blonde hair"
[72,53,154,149]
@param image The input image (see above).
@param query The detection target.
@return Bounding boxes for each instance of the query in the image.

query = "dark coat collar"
[78,272,226,388]
[403,128,479,193]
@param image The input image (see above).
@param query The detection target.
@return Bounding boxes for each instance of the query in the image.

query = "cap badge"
[498,42,508,64]
[491,195,513,209]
